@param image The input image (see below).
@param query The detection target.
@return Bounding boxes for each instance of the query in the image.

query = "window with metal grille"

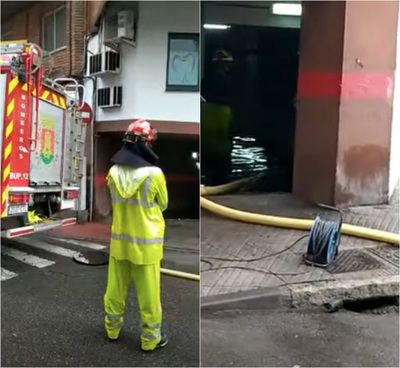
[105,51,120,71]
[113,86,122,105]
[97,86,122,107]
[89,54,102,75]
[98,88,110,106]
[89,52,120,75]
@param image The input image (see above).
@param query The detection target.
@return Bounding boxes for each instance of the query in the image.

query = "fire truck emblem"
[40,118,55,165]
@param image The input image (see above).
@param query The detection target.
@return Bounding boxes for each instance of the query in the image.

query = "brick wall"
[2,1,86,79]
[70,1,86,77]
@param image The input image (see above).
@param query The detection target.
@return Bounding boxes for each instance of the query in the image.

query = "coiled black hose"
[303,204,343,267]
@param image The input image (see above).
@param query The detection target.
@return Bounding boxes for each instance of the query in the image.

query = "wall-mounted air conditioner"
[88,51,120,76]
[103,10,136,49]
[118,11,135,39]
[98,86,123,108]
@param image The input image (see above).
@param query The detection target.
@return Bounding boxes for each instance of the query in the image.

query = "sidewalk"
[51,219,198,248]
[201,190,399,309]
[50,219,200,273]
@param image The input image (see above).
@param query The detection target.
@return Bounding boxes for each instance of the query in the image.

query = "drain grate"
[367,246,399,268]
[342,296,399,314]
[325,296,399,314]
[327,249,383,274]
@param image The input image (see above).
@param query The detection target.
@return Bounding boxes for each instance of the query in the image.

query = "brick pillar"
[70,1,86,77]
[293,0,399,206]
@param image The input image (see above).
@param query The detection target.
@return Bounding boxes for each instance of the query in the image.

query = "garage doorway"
[201,1,301,191]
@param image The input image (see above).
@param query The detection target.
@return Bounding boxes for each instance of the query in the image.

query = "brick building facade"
[2,1,86,79]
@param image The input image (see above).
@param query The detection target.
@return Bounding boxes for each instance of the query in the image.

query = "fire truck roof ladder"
[52,78,86,110]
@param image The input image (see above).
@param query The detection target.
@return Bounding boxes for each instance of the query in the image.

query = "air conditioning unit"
[118,10,134,39]
[98,86,123,108]
[88,51,120,76]
[103,10,136,49]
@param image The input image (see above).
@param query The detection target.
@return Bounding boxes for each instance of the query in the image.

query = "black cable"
[202,203,344,283]
[202,265,274,276]
[200,259,214,271]
[202,262,332,288]
[201,234,308,263]
[201,265,323,290]
[202,265,311,277]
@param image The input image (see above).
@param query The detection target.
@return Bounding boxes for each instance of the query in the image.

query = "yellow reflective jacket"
[107,164,168,265]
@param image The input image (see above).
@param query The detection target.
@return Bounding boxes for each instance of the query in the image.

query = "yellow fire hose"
[200,175,261,196]
[200,180,400,245]
[27,210,43,224]
[161,268,200,281]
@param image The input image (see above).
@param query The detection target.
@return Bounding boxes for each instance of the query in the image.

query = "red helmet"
[124,119,157,144]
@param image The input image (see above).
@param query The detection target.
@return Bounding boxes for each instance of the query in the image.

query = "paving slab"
[201,190,399,308]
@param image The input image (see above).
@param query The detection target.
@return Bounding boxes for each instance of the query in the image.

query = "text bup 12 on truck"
[1,41,90,238]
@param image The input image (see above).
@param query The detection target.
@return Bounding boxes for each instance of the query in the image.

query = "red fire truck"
[1,41,89,238]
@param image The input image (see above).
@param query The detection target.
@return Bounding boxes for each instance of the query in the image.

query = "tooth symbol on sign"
[171,53,196,84]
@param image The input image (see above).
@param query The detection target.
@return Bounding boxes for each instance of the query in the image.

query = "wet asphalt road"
[201,308,399,367]
[1,237,199,367]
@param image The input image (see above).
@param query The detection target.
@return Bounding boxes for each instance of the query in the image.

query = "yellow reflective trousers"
[104,257,162,350]
[104,164,168,350]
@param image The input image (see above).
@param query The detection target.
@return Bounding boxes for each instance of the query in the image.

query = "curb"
[201,285,292,311]
[201,276,400,311]
[289,275,400,307]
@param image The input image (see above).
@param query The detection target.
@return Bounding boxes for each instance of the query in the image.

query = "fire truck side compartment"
[30,98,64,186]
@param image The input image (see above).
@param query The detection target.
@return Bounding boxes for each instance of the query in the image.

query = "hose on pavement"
[200,180,400,246]
[161,268,200,281]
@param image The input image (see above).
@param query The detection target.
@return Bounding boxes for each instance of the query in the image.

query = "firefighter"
[104,119,168,351]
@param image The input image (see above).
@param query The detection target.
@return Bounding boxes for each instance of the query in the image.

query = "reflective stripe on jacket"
[107,164,168,265]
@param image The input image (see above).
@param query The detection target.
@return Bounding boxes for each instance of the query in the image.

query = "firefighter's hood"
[111,142,159,168]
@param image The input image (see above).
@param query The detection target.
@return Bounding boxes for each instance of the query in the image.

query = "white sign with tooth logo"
[167,36,199,88]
